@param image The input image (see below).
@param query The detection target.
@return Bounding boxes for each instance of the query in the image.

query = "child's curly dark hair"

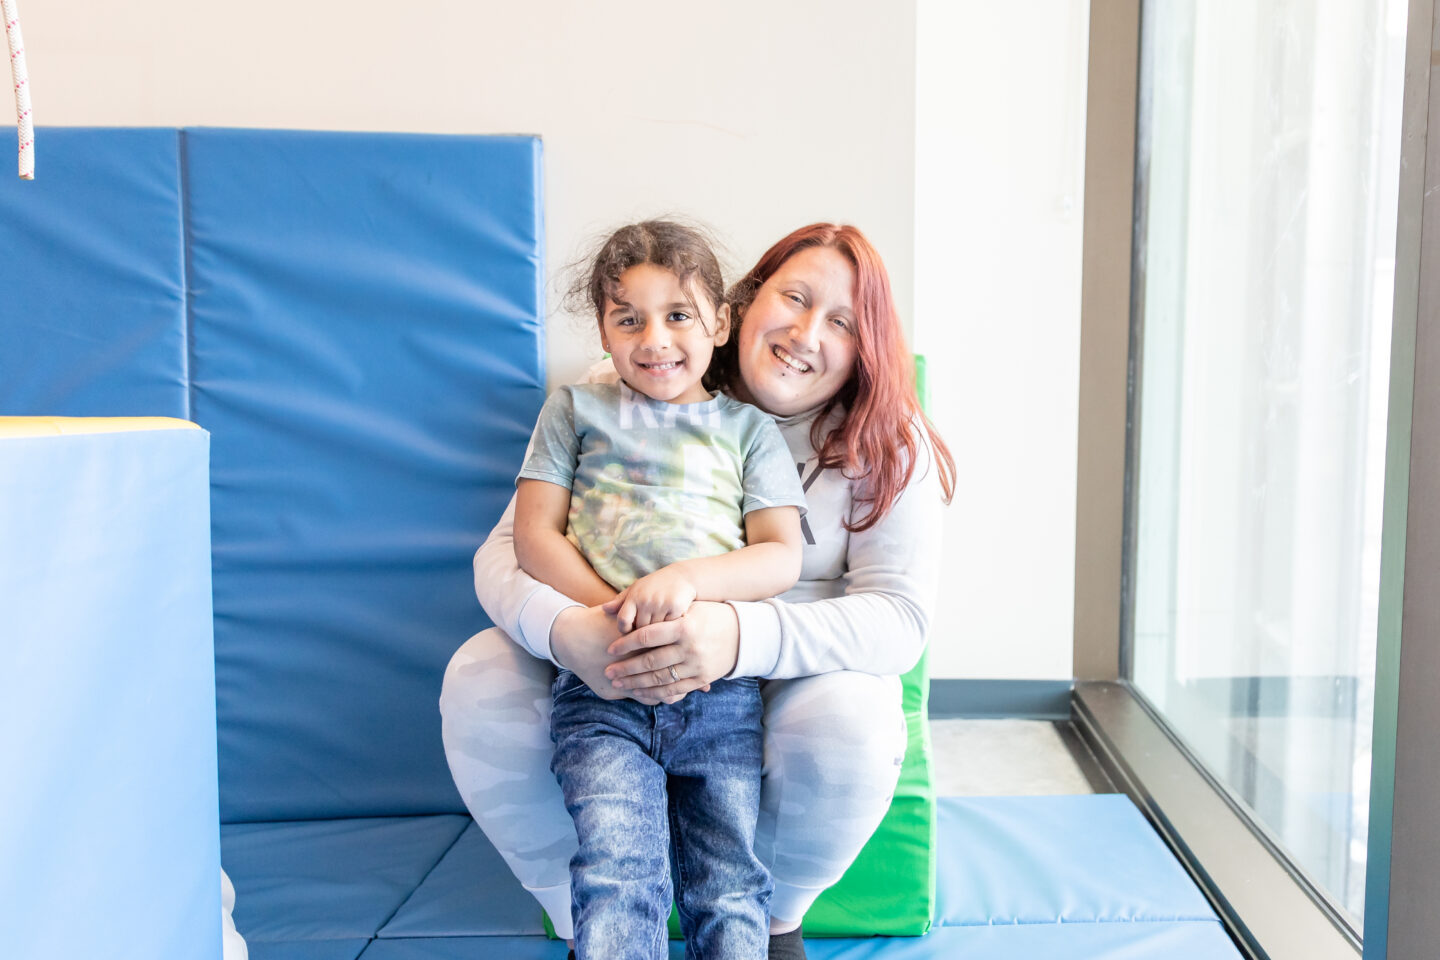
[564,219,727,333]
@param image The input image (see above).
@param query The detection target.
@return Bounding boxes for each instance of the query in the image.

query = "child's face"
[599,263,729,405]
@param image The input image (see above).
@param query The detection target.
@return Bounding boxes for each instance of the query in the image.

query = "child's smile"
[600,263,730,405]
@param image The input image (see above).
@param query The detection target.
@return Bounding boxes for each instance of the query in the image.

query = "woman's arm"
[686,505,803,602]
[734,437,943,679]
[472,495,578,663]
[608,429,945,691]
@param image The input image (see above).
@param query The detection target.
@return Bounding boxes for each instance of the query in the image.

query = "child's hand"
[604,568,697,634]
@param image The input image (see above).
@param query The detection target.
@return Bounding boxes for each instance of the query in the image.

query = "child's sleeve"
[517,386,581,490]
[741,415,808,517]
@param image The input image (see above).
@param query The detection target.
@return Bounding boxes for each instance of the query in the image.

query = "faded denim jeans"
[550,670,770,960]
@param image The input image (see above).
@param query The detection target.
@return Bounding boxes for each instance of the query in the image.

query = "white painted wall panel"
[915,0,1089,679]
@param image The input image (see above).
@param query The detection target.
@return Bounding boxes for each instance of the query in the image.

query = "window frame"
[1069,1,1440,957]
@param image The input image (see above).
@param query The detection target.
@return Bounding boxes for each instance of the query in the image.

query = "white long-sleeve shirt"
[473,366,946,680]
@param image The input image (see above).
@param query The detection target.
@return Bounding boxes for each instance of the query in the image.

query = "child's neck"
[623,379,713,406]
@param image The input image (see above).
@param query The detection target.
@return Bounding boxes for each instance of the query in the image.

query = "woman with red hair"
[443,223,955,960]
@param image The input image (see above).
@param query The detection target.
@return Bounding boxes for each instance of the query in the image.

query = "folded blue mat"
[183,129,546,824]
[248,941,370,960]
[805,922,1237,959]
[379,824,544,938]
[359,939,561,960]
[0,128,188,418]
[356,922,1238,960]
[228,796,1242,959]
[223,816,468,942]
[934,794,1215,925]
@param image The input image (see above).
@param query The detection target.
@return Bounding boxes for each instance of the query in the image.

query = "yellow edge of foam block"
[0,417,201,437]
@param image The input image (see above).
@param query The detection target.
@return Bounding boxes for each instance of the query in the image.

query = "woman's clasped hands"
[549,599,740,706]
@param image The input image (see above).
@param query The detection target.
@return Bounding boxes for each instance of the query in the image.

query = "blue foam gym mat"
[0,128,188,418]
[358,938,560,960]
[223,816,468,942]
[249,940,370,960]
[183,128,547,823]
[378,823,544,937]
[371,795,1218,940]
[934,795,1215,925]
[354,922,1240,960]
[806,922,1239,959]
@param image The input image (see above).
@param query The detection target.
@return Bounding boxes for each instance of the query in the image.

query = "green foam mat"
[803,650,934,935]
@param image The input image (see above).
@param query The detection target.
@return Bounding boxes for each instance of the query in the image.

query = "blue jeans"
[550,671,770,960]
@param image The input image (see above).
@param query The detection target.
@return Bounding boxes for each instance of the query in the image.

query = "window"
[1127,0,1408,931]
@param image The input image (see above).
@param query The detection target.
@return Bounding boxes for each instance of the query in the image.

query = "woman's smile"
[737,246,859,417]
[770,344,812,374]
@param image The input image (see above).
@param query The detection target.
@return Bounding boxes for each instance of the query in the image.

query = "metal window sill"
[1072,680,1361,960]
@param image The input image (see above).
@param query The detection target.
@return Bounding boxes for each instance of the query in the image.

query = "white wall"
[25,0,916,387]
[27,0,1089,681]
[914,1,1089,680]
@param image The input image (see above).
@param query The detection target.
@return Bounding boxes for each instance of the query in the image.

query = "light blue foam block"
[222,815,469,943]
[935,795,1216,925]
[0,428,219,960]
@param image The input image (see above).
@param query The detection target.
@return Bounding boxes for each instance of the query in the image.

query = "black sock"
[769,926,806,960]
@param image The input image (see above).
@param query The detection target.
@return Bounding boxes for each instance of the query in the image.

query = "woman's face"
[734,246,859,417]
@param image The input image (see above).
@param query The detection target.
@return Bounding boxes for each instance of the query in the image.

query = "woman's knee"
[439,627,555,745]
[762,671,907,782]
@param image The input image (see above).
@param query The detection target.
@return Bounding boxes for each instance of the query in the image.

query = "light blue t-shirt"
[518,381,807,590]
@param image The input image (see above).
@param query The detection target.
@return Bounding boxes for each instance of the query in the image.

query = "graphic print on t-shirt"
[796,460,824,545]
[520,383,806,591]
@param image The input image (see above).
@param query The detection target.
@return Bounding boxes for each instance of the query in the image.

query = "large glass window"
[1128,0,1407,931]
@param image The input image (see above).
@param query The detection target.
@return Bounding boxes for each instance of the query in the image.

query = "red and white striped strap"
[4,0,32,180]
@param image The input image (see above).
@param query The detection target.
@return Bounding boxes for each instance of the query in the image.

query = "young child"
[513,220,806,960]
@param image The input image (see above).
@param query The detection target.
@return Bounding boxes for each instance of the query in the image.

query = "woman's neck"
[721,374,833,423]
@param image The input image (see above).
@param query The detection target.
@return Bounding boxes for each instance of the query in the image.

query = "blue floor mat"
[231,795,1244,959]
[248,940,371,960]
[934,795,1216,925]
[379,823,545,937]
[359,938,562,959]
[357,922,1237,959]
[806,922,1237,959]
[223,816,469,942]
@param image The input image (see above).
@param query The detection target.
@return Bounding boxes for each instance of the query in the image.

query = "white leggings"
[439,628,906,940]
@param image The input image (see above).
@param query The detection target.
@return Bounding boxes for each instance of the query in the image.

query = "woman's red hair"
[716,224,956,531]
